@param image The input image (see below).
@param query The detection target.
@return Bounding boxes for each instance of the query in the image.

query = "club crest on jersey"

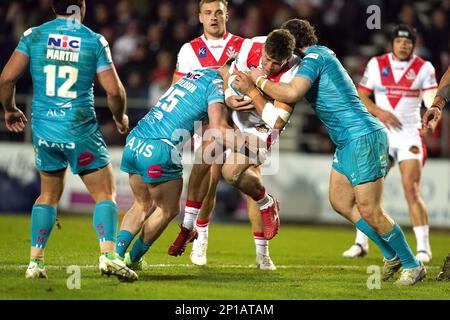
[381,67,390,77]
[47,34,81,51]
[406,69,416,80]
[198,47,207,58]
[226,46,236,57]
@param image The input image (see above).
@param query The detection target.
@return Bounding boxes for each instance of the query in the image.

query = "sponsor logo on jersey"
[381,67,390,77]
[148,165,164,179]
[405,68,416,80]
[47,34,81,51]
[198,47,207,58]
[185,71,204,81]
[78,152,94,166]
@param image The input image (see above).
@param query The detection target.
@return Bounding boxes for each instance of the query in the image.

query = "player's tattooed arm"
[0,51,29,132]
[423,66,450,133]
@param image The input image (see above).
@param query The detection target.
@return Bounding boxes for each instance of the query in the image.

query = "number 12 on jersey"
[43,65,78,99]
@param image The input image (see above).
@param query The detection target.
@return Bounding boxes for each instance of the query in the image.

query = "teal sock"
[129,237,151,263]
[381,224,420,269]
[355,218,396,260]
[93,201,118,243]
[30,205,57,249]
[116,230,135,258]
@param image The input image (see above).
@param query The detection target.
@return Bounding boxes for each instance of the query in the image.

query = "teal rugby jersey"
[132,68,225,145]
[16,18,113,142]
[297,45,384,148]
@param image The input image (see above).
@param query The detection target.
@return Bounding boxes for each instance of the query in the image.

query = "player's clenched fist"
[114,114,129,134]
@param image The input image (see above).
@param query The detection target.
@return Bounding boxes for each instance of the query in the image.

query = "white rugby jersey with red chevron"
[175,33,244,76]
[230,36,301,144]
[358,53,438,163]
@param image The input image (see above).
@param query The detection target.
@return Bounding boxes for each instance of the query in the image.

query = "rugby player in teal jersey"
[234,19,425,286]
[0,0,137,281]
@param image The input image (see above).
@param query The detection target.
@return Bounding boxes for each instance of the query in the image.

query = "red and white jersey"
[175,32,244,76]
[230,36,301,140]
[358,53,438,130]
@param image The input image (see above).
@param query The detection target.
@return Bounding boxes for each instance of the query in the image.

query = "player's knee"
[403,181,421,203]
[329,197,351,217]
[36,192,61,207]
[222,168,239,186]
[92,191,116,203]
[358,204,383,224]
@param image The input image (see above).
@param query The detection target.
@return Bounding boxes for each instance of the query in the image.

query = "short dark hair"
[199,0,228,10]
[52,0,83,16]
[265,29,295,62]
[281,19,318,49]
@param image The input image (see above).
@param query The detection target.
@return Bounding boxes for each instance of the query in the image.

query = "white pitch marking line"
[0,264,441,270]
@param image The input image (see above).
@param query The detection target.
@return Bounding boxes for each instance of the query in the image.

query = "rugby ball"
[227,74,252,101]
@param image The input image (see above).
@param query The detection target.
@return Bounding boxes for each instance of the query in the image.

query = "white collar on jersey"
[201,32,231,42]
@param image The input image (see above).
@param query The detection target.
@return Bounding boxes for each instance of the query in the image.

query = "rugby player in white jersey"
[343,25,438,263]
[170,29,300,270]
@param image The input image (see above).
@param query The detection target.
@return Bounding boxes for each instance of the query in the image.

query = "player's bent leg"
[328,169,369,258]
[27,169,66,279]
[354,178,425,284]
[136,179,183,262]
[190,163,222,266]
[117,174,155,259]
[168,162,210,257]
[222,154,279,240]
[245,166,276,270]
[80,165,137,282]
[399,159,432,263]
[80,164,118,252]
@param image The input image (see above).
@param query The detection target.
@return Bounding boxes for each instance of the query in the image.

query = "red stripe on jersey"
[246,42,264,69]
[422,86,438,91]
[174,71,186,76]
[377,54,426,109]
[358,84,374,92]
[189,35,244,69]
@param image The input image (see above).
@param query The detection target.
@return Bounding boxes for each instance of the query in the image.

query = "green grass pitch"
[0,214,449,300]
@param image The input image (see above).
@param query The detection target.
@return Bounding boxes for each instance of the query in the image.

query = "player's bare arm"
[423,66,450,133]
[0,51,29,133]
[357,87,402,130]
[233,70,295,131]
[248,67,311,104]
[97,66,129,134]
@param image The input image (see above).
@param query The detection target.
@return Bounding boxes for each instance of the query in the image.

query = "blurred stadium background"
[0,0,449,229]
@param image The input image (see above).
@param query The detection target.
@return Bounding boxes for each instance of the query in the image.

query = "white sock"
[256,192,273,210]
[196,220,209,242]
[182,206,200,230]
[355,229,369,247]
[254,233,269,256]
[413,225,430,253]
